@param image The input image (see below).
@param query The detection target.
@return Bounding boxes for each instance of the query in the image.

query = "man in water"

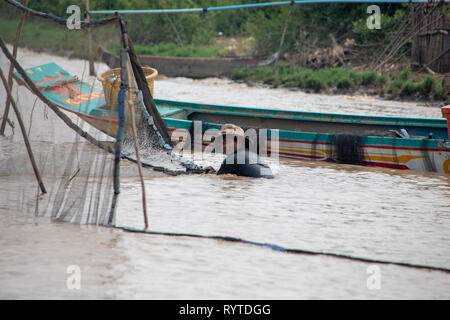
[205,124,273,178]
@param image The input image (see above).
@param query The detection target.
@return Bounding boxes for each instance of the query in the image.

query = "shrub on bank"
[418,76,435,95]
[361,71,377,86]
[388,79,403,95]
[401,81,417,96]
[234,66,383,91]
[233,66,446,100]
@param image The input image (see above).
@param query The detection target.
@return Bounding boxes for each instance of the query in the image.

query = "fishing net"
[0,1,201,228]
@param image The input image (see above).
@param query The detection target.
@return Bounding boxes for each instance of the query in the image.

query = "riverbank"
[233,66,448,103]
[6,42,448,106]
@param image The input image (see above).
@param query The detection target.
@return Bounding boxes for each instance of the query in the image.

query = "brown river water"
[0,48,449,299]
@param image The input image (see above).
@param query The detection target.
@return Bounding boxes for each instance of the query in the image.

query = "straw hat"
[219,123,245,138]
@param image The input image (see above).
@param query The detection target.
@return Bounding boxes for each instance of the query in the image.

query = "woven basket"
[97,67,158,110]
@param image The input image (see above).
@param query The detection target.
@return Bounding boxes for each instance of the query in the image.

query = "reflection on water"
[0,48,449,299]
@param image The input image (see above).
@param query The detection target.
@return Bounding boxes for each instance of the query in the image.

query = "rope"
[5,0,118,28]
[39,76,79,98]
[115,226,450,274]
[40,76,79,89]
[89,0,441,15]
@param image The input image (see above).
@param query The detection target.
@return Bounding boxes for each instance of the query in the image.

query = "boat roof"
[154,99,447,129]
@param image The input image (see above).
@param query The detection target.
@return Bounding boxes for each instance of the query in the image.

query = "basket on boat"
[97,67,158,110]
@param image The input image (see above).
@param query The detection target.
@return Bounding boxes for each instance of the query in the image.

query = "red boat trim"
[364,161,409,170]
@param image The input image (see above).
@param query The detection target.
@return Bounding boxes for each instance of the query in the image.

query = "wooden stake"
[126,59,149,230]
[86,0,95,76]
[0,67,46,194]
[273,3,293,73]
[0,0,29,135]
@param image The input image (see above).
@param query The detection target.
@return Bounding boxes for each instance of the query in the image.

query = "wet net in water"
[0,2,201,227]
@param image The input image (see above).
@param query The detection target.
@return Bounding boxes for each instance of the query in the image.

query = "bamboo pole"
[1,0,29,136]
[0,67,46,194]
[86,0,95,76]
[273,3,294,73]
[126,58,149,230]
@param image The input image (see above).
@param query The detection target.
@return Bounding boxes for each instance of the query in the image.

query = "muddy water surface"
[0,48,449,299]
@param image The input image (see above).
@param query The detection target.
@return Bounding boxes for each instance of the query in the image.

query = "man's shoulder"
[235,149,262,164]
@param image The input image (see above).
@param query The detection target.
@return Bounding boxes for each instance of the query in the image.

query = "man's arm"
[216,162,236,175]
[204,166,216,174]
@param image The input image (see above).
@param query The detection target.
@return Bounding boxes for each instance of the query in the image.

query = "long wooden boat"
[15,63,450,174]
[99,46,277,79]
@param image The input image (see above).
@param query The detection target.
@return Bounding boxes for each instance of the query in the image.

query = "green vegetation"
[233,66,447,100]
[0,13,225,59]
[234,66,387,92]
[0,0,415,51]
[386,71,445,99]
[0,0,256,46]
[0,15,119,59]
[108,42,228,58]
[134,43,224,58]
[0,0,447,101]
